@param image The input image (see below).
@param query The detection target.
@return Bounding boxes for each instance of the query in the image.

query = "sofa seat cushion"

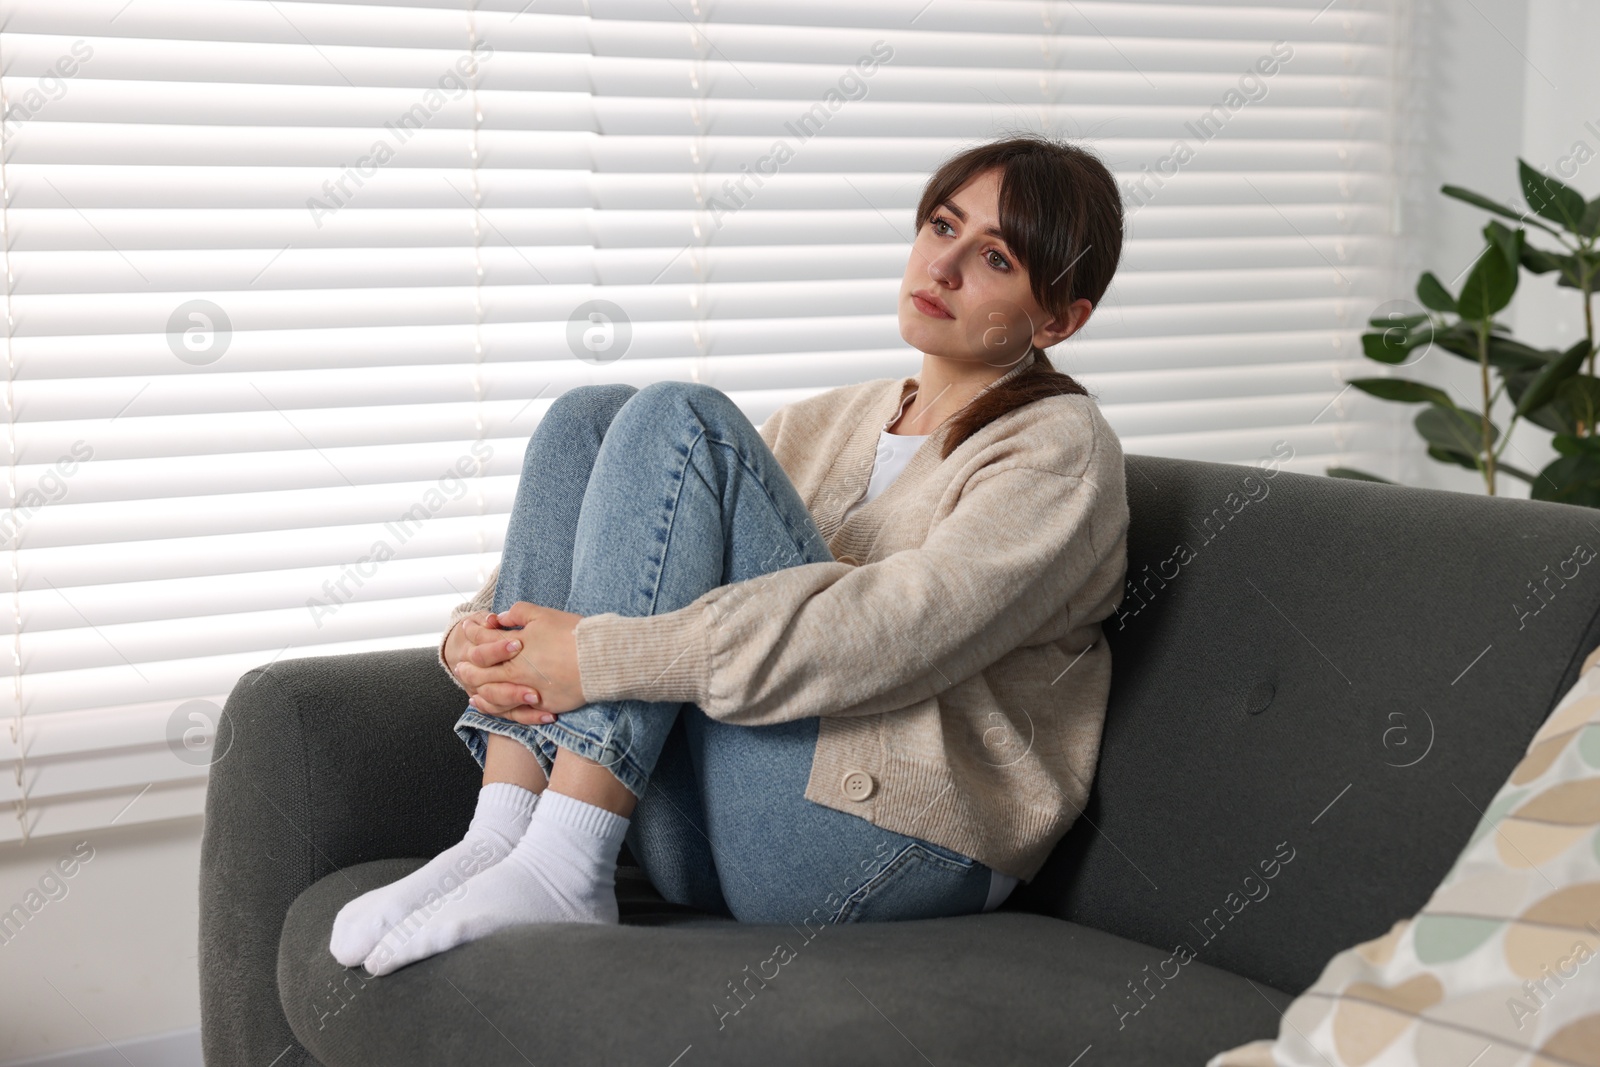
[279,859,1293,1066]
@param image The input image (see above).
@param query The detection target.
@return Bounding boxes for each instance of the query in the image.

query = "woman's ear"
[1038,298,1095,348]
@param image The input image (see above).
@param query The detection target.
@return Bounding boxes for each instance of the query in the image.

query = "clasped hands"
[444,602,589,726]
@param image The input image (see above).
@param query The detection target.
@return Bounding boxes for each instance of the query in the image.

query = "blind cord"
[0,28,27,845]
[468,2,488,565]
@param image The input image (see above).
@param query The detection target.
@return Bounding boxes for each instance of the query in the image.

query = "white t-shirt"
[839,388,1020,913]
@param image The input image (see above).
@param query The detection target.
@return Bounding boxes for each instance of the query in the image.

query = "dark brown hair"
[915,133,1124,458]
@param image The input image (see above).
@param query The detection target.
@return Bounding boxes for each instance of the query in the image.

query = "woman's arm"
[569,430,1128,727]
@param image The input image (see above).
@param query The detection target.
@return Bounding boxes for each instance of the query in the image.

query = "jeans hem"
[453,708,652,798]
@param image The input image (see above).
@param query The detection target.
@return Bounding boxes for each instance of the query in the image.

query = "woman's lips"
[912,293,953,320]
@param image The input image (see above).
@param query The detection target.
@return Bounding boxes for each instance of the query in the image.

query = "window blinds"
[0,0,1403,843]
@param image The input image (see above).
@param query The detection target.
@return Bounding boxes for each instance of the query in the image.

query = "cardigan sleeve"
[437,565,497,693]
[571,447,1125,727]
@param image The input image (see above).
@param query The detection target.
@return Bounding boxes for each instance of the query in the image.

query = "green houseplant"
[1330,161,1600,505]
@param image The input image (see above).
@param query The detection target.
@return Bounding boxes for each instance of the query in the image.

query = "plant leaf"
[1366,312,1430,330]
[1432,322,1538,369]
[1496,462,1537,483]
[1515,338,1594,415]
[1554,375,1600,435]
[1532,451,1600,507]
[1554,250,1600,291]
[1520,159,1588,232]
[1504,364,1595,436]
[1582,198,1600,239]
[1432,322,1532,367]
[1457,241,1519,320]
[1442,183,1562,236]
[1432,323,1481,363]
[1416,271,1456,312]
[1349,377,1453,406]
[1426,444,1480,472]
[1417,404,1495,456]
[1361,325,1431,364]
[1441,184,1525,222]
[1522,244,1578,282]
[1484,220,1524,270]
[1325,467,1395,482]
[1487,335,1560,373]
[1551,432,1600,456]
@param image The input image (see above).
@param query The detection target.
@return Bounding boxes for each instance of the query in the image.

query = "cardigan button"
[837,554,860,566]
[841,770,875,801]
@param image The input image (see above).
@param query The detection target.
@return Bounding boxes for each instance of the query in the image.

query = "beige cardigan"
[438,351,1130,881]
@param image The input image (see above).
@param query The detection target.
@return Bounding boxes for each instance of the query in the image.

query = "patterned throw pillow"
[1208,645,1600,1067]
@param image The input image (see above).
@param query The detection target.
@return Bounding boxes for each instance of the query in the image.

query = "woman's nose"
[927,253,958,285]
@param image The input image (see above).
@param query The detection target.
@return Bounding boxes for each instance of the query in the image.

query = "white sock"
[329,781,538,968]
[362,788,629,976]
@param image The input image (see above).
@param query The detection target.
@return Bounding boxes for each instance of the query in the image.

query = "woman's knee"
[611,380,745,443]
[546,383,638,429]
[632,379,721,404]
[525,383,639,467]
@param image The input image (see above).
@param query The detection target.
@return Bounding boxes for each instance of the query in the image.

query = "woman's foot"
[328,782,539,967]
[362,789,629,976]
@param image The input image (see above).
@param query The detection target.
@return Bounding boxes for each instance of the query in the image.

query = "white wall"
[0,819,201,1063]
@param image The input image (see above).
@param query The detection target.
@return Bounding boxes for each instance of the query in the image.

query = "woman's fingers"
[468,692,518,716]
[473,681,542,709]
[456,649,554,694]
[493,601,540,629]
[468,691,556,726]
[460,611,497,640]
[467,637,523,668]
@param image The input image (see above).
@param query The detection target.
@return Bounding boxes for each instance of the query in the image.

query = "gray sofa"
[199,453,1600,1066]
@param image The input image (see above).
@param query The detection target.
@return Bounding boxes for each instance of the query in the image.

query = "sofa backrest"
[1008,453,1600,995]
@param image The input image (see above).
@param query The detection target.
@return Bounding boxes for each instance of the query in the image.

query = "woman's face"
[898,166,1091,368]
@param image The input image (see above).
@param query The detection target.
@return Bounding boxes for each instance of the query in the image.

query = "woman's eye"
[931,215,1008,269]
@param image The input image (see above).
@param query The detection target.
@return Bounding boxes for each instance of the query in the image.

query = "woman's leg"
[361,380,994,975]
[679,711,994,928]
[362,379,845,974]
[456,381,648,797]
[453,383,728,912]
[330,384,643,968]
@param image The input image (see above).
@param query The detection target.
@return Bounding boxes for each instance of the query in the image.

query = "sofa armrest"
[199,646,481,1067]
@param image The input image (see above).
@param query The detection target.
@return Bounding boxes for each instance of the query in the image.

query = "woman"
[330,133,1131,977]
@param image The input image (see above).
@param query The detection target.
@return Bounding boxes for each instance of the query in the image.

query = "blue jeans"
[453,381,995,924]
